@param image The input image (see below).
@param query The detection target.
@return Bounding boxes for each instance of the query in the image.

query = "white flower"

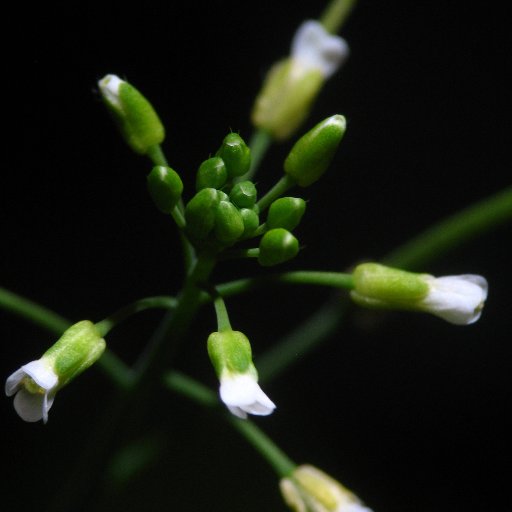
[98,74,124,110]
[420,274,488,325]
[291,20,349,79]
[5,358,59,423]
[219,372,276,419]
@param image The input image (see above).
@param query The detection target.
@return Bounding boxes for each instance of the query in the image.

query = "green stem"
[257,175,296,212]
[0,286,133,389]
[95,296,178,337]
[212,293,232,332]
[146,144,169,167]
[237,128,273,182]
[163,371,296,477]
[171,205,186,230]
[320,0,358,34]
[383,185,512,270]
[220,248,260,260]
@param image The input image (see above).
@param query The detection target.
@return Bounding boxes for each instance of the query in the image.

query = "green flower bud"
[266,197,306,231]
[229,181,257,209]
[284,114,346,187]
[5,320,105,423]
[216,133,251,178]
[258,228,299,266]
[147,166,183,214]
[239,208,260,236]
[207,330,253,377]
[214,200,245,243]
[184,188,220,241]
[98,74,165,155]
[196,157,228,191]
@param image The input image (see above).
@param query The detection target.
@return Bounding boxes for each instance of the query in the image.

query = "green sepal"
[240,208,260,236]
[184,188,220,242]
[43,320,105,387]
[207,330,253,377]
[258,228,299,266]
[266,197,306,231]
[99,75,165,155]
[351,263,430,308]
[229,181,257,209]
[196,157,228,191]
[216,133,251,178]
[214,200,245,243]
[147,166,183,214]
[284,114,346,187]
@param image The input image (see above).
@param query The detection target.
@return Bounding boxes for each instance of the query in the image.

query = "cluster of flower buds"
[5,321,105,423]
[207,329,275,418]
[280,464,373,512]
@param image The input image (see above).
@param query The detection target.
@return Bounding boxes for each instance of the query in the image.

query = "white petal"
[220,373,276,418]
[21,360,59,390]
[98,74,124,110]
[13,389,46,422]
[5,368,28,396]
[421,274,488,325]
[291,20,349,78]
[227,405,248,419]
[339,504,374,512]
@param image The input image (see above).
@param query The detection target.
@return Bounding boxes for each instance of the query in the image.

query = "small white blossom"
[98,74,124,110]
[291,20,349,78]
[420,274,488,325]
[219,372,276,419]
[5,358,59,423]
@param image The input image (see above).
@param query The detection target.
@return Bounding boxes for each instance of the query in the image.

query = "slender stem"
[220,248,260,260]
[216,271,354,298]
[95,295,178,337]
[171,206,186,230]
[213,293,232,332]
[146,144,169,167]
[320,0,358,34]
[163,371,296,477]
[257,175,296,212]
[236,128,273,182]
[383,186,512,270]
[0,286,133,389]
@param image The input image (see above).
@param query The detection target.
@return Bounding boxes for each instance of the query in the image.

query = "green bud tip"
[266,197,306,231]
[196,157,228,191]
[258,228,299,267]
[147,166,184,214]
[216,133,251,178]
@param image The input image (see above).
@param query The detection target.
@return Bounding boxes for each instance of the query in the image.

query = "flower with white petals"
[291,20,349,79]
[5,320,105,423]
[280,464,374,512]
[219,371,276,419]
[419,274,488,325]
[5,358,59,423]
[351,263,488,325]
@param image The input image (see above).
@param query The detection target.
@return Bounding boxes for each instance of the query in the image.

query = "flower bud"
[5,320,105,423]
[351,263,488,325]
[284,114,346,187]
[240,207,260,236]
[229,181,258,209]
[258,228,299,266]
[184,188,220,242]
[216,133,251,178]
[147,166,183,214]
[280,464,373,512]
[207,330,275,419]
[267,197,306,231]
[214,200,245,243]
[196,157,228,191]
[251,21,349,140]
[98,74,165,154]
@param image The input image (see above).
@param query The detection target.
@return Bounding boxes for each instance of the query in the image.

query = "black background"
[1,1,510,511]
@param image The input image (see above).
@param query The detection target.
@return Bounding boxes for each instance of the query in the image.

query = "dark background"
[1,1,510,511]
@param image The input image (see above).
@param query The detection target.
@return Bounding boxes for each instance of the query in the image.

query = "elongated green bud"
[98,74,165,154]
[147,166,183,214]
[216,133,251,178]
[258,228,299,266]
[240,208,260,236]
[184,188,220,241]
[214,200,245,243]
[196,157,228,191]
[284,114,346,187]
[266,197,306,231]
